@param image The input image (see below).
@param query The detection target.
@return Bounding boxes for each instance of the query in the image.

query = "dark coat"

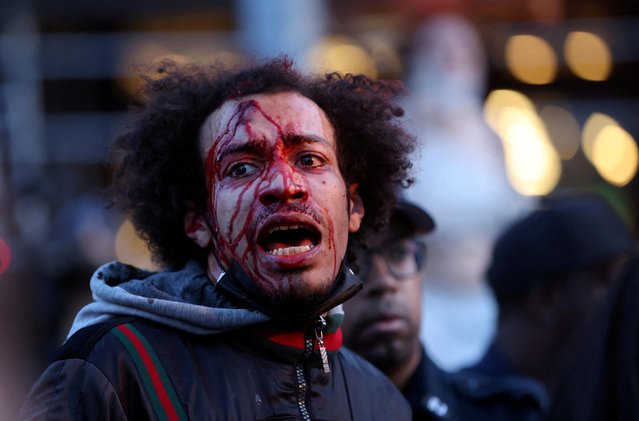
[547,254,639,421]
[21,263,411,420]
[21,317,410,420]
[448,343,548,421]
[401,347,460,420]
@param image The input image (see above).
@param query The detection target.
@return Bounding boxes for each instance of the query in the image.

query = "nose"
[364,255,398,297]
[258,159,308,206]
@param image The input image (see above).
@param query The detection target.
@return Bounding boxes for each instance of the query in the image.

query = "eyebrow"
[215,138,269,163]
[214,133,332,164]
[283,133,331,148]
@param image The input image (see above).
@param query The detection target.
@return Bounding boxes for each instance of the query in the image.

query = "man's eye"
[297,154,324,168]
[226,162,259,178]
[386,245,411,263]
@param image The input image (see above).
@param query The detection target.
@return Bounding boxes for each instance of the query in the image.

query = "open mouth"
[258,224,321,256]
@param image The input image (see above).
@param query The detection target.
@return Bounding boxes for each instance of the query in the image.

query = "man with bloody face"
[192,91,363,310]
[22,58,416,420]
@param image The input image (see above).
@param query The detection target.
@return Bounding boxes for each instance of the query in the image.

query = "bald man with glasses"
[343,200,458,420]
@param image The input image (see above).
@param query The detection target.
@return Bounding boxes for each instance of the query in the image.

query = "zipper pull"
[315,316,330,374]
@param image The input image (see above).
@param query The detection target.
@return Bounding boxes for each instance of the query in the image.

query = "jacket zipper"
[315,316,330,374]
[295,316,330,421]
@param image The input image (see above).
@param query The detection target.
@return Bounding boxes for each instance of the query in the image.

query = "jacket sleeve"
[20,359,126,421]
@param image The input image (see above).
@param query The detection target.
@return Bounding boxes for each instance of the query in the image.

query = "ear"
[347,183,365,233]
[184,203,213,249]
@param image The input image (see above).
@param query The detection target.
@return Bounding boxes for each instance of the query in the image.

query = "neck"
[388,342,422,389]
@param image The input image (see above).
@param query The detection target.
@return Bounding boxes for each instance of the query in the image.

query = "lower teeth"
[269,245,313,256]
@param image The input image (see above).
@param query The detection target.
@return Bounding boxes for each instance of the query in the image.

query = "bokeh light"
[484,89,561,196]
[484,89,536,131]
[590,124,638,186]
[308,35,377,78]
[505,34,557,85]
[115,219,159,271]
[564,31,612,81]
[500,108,562,195]
[539,105,581,160]
[582,112,619,161]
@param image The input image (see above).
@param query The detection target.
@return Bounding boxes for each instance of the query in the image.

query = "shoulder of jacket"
[407,355,461,420]
[336,348,406,396]
[337,347,370,367]
[336,348,412,420]
[335,347,381,376]
[54,316,140,361]
[450,370,549,411]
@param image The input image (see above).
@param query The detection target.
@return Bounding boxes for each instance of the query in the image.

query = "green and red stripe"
[110,323,187,421]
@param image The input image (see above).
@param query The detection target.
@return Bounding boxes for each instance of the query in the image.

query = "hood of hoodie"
[69,259,362,338]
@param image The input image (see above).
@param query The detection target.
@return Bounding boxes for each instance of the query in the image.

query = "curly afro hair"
[109,57,416,270]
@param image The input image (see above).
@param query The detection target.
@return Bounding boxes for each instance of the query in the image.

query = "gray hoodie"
[69,260,271,337]
[69,259,348,337]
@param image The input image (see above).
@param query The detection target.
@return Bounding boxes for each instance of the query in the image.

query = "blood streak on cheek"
[204,104,247,267]
[203,100,287,283]
[226,134,257,243]
[330,222,338,277]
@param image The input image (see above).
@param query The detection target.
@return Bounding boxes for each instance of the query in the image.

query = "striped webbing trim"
[110,323,188,421]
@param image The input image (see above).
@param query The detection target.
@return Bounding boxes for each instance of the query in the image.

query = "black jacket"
[402,347,459,420]
[449,343,548,421]
[21,262,411,420]
[547,255,639,421]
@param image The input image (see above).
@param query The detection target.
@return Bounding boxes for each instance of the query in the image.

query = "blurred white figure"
[402,15,534,370]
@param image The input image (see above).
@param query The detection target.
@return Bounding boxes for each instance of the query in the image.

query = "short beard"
[354,339,412,376]
[261,270,335,316]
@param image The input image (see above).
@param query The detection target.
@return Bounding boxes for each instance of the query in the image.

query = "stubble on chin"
[357,339,409,374]
[258,270,336,311]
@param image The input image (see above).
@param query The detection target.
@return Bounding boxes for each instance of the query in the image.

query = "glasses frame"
[358,239,427,281]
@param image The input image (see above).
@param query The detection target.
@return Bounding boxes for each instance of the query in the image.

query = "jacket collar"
[215,260,362,328]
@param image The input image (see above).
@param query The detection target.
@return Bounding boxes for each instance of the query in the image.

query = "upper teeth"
[268,245,313,256]
[267,225,302,235]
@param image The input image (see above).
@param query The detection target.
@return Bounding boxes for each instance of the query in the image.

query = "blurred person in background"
[547,245,639,421]
[401,13,532,370]
[20,57,416,420]
[343,199,459,420]
[451,192,634,420]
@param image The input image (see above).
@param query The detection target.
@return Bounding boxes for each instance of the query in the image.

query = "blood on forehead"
[204,99,286,190]
[201,99,294,267]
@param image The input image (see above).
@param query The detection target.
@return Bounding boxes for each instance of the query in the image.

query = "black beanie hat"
[487,193,634,304]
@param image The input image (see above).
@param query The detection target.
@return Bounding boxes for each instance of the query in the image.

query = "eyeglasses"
[357,239,426,281]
